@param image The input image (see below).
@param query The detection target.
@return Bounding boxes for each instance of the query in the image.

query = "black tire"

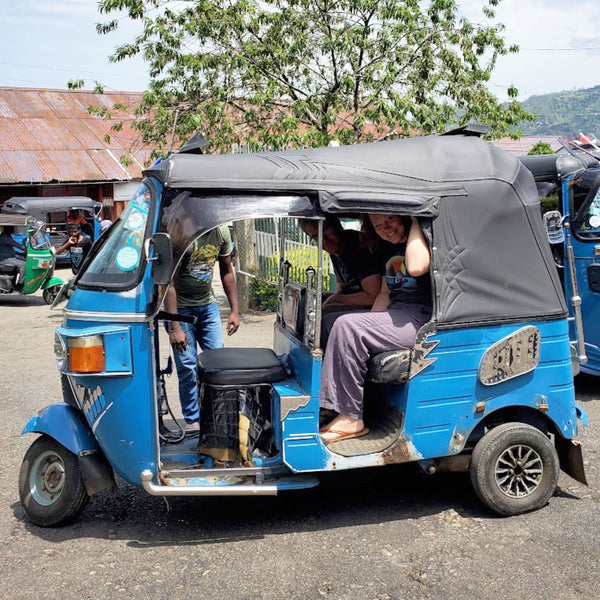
[470,423,559,516]
[42,285,61,305]
[18,435,89,527]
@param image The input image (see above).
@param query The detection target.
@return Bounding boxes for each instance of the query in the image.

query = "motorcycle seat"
[0,264,18,275]
[197,347,288,386]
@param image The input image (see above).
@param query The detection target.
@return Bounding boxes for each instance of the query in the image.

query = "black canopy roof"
[148,135,566,328]
[1,196,102,220]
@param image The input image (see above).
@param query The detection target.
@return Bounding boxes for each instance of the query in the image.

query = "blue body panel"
[404,320,577,459]
[275,318,577,473]
[273,326,329,471]
[22,403,99,455]
[65,273,157,314]
[57,318,160,486]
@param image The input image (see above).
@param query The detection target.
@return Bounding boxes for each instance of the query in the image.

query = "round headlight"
[54,332,67,372]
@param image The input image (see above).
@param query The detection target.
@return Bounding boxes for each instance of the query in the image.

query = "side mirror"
[147,232,174,285]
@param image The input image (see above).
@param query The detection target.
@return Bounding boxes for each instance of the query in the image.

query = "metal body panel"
[21,403,99,455]
[277,318,578,474]
[58,321,160,487]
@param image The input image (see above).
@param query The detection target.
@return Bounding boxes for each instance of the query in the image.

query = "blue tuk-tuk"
[18,131,588,526]
[521,148,600,376]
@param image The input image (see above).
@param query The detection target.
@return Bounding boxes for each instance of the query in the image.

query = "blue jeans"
[172,301,224,423]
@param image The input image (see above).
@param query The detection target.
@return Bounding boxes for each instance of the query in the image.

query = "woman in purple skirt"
[319,214,432,442]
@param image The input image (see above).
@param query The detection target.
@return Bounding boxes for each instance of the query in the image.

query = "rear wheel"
[470,423,559,516]
[18,435,89,526]
[42,284,61,305]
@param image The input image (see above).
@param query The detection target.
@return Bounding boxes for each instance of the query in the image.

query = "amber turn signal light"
[67,335,105,373]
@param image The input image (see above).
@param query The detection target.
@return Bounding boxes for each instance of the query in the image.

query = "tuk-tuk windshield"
[29,222,51,250]
[572,172,600,240]
[78,184,152,288]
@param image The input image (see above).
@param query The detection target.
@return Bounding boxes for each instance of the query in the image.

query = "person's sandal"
[319,427,369,443]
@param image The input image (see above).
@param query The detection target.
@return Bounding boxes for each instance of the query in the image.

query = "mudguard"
[556,437,588,485]
[22,403,116,496]
[43,275,65,289]
[21,403,99,455]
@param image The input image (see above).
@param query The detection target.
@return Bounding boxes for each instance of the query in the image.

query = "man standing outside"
[56,222,92,274]
[165,225,240,434]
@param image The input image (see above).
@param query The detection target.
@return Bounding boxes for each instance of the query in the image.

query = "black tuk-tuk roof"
[0,213,33,228]
[1,196,102,219]
[147,135,567,328]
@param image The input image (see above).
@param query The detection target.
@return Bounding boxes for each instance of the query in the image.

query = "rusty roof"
[490,135,563,156]
[0,87,153,184]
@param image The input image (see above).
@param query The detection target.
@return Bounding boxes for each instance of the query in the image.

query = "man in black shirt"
[299,216,382,350]
[56,223,92,274]
[299,217,381,314]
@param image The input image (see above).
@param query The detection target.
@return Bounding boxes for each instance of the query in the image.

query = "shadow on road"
[575,373,599,402]
[0,295,47,307]
[12,465,511,546]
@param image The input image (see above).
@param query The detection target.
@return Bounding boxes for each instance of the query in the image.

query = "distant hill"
[518,85,600,135]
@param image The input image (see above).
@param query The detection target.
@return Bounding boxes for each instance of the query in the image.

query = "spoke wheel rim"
[494,444,544,499]
[29,450,66,506]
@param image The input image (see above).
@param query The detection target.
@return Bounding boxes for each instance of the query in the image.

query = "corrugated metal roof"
[0,87,153,184]
[490,136,563,156]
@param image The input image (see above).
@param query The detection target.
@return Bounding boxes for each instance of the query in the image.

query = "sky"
[1,0,599,102]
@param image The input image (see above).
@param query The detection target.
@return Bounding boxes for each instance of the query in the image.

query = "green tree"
[527,141,555,155]
[95,0,533,154]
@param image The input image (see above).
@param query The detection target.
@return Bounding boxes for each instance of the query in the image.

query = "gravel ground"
[1,270,599,600]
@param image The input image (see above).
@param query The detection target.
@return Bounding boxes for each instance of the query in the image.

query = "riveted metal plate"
[479,325,541,386]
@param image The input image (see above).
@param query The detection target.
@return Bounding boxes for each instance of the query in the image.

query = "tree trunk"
[233,220,256,314]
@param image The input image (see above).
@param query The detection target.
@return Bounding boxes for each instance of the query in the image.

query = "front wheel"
[18,435,89,526]
[42,284,61,305]
[470,423,560,516]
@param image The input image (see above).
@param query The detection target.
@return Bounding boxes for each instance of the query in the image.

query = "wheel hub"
[43,462,66,495]
[495,444,543,498]
[30,450,66,506]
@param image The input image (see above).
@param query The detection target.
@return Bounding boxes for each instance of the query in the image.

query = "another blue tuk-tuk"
[18,131,588,526]
[521,147,600,376]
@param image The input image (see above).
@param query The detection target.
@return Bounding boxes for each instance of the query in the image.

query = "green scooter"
[0,214,64,304]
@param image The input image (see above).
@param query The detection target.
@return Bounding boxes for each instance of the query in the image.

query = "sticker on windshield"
[115,245,140,271]
[125,209,146,232]
[589,215,600,228]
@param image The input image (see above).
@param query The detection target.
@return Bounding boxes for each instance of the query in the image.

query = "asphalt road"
[1,276,599,600]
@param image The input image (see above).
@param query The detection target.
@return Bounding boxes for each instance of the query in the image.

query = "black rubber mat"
[325,407,404,457]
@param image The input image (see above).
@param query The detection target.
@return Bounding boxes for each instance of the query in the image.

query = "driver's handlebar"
[156,310,197,325]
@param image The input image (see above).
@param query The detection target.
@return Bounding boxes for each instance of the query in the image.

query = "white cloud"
[0,0,147,90]
[459,0,600,100]
[1,0,598,99]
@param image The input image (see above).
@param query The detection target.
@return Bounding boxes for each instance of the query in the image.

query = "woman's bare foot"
[319,414,365,441]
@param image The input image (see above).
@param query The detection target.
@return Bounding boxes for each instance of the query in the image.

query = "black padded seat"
[0,264,17,275]
[367,349,411,384]
[197,348,288,386]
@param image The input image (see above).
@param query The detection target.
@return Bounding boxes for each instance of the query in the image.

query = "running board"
[141,469,278,496]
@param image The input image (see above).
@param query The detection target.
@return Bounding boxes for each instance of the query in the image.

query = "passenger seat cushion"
[367,349,411,384]
[197,347,288,385]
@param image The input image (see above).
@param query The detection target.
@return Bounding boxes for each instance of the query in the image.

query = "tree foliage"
[96,0,533,154]
[527,141,554,155]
